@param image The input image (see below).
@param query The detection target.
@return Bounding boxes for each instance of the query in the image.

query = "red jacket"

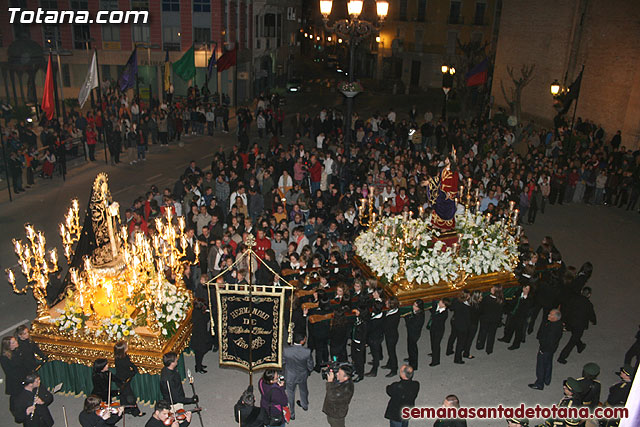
[309,161,322,183]
[86,129,97,145]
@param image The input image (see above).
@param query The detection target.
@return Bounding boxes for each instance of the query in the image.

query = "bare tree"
[500,64,535,122]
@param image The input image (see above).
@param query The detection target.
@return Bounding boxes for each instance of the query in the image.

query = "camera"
[321,360,353,381]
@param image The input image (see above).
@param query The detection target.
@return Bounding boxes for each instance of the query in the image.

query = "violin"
[95,402,134,417]
[163,408,202,426]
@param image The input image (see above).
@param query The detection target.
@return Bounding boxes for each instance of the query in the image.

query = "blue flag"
[119,49,138,91]
[207,42,217,78]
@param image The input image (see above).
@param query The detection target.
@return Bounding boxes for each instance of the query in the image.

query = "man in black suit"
[446,291,471,365]
[529,309,563,390]
[11,374,54,427]
[384,365,420,427]
[499,283,533,350]
[429,299,449,367]
[404,299,425,371]
[283,333,314,420]
[382,297,401,377]
[557,287,597,364]
[159,352,198,406]
[365,300,385,377]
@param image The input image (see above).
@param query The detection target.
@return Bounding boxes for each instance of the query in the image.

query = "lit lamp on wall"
[319,0,388,151]
[441,64,455,119]
[550,79,561,96]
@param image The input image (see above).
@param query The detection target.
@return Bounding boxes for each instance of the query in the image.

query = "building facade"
[491,0,640,148]
[252,0,302,94]
[376,0,499,91]
[0,0,254,105]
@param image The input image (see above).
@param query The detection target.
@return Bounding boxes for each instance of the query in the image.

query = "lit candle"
[513,209,519,226]
[419,206,424,217]
[6,269,15,285]
[372,212,377,223]
[452,243,458,253]
[409,211,413,219]
[459,186,463,199]
[509,200,515,212]
[486,213,492,223]
[476,200,481,212]
[516,225,522,237]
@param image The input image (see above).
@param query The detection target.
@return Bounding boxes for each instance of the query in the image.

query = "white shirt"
[387,111,396,123]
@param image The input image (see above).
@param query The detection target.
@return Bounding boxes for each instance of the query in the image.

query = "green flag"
[172,45,195,81]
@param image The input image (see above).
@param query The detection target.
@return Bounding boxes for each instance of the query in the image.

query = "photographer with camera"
[322,363,355,427]
[258,369,289,427]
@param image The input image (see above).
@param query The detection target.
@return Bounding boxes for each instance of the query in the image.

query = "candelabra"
[6,224,59,319]
[358,186,378,227]
[153,209,200,287]
[60,199,81,263]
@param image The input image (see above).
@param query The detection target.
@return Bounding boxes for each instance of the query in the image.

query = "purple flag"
[118,49,138,92]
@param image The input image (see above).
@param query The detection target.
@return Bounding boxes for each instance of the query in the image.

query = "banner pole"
[248,248,254,387]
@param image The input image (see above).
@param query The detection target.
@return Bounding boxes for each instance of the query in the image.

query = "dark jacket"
[383,309,401,343]
[91,370,114,402]
[450,300,471,331]
[322,379,355,419]
[234,401,266,427]
[405,310,426,341]
[12,386,54,427]
[478,294,503,324]
[1,352,28,396]
[429,306,448,337]
[79,410,122,427]
[563,295,597,331]
[537,319,563,353]
[384,378,420,421]
[160,367,190,404]
[16,339,46,374]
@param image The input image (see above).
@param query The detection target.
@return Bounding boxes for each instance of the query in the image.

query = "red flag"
[216,47,237,72]
[41,54,55,120]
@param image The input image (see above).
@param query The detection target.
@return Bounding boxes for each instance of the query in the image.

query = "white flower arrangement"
[54,293,89,336]
[355,210,518,286]
[154,281,191,338]
[100,313,136,341]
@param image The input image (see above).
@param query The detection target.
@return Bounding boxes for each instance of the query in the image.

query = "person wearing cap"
[577,363,601,410]
[507,418,529,427]
[544,378,583,427]
[606,364,634,407]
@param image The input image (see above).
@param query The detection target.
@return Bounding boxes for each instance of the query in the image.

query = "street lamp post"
[319,0,388,153]
[441,64,455,120]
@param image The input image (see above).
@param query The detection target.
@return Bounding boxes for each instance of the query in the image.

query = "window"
[193,0,210,12]
[446,30,458,55]
[70,0,88,9]
[131,0,149,10]
[11,0,29,39]
[194,27,211,43]
[73,24,91,49]
[132,24,150,43]
[398,0,408,21]
[103,24,120,41]
[449,0,461,24]
[162,0,179,12]
[163,26,180,51]
[40,0,57,9]
[43,25,61,48]
[263,13,276,37]
[100,0,118,9]
[417,0,427,22]
[287,7,296,20]
[474,1,486,25]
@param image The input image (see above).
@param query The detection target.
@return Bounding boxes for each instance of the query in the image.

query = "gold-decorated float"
[6,173,196,374]
[354,183,522,305]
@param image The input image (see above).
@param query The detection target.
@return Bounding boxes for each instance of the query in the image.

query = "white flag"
[78,52,98,108]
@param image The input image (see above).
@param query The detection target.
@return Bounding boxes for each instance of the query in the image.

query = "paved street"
[1,116,639,426]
